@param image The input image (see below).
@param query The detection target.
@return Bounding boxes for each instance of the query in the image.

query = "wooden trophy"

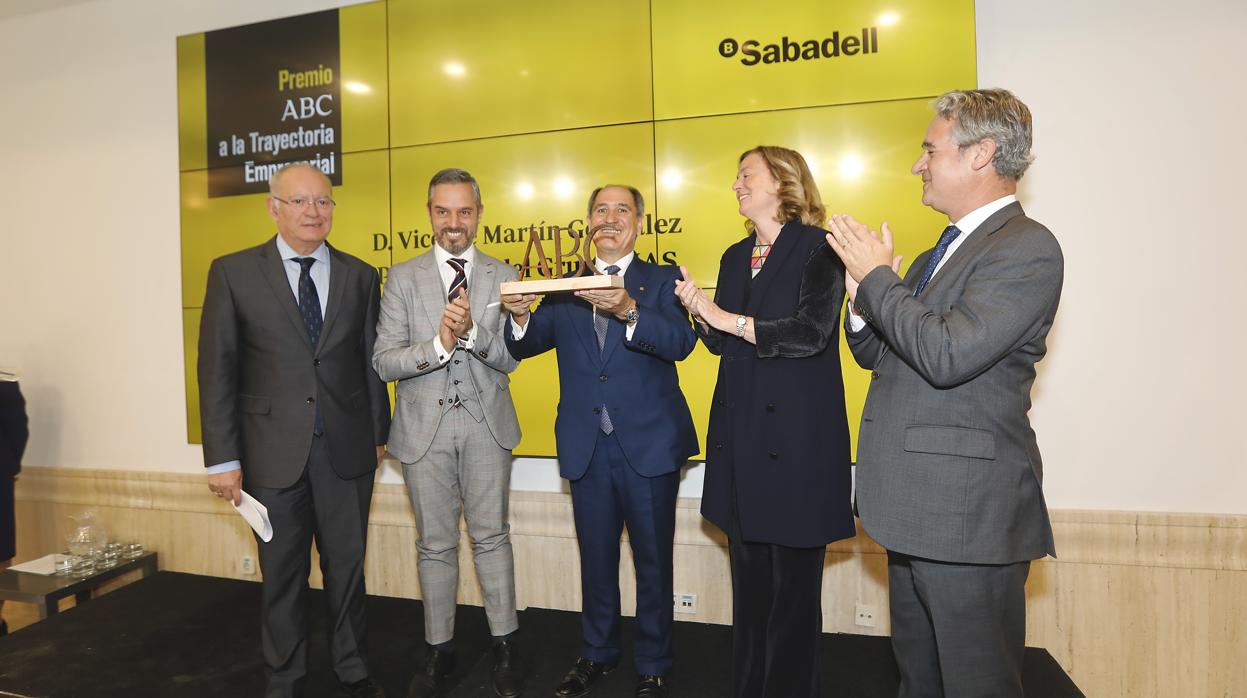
[499,224,625,295]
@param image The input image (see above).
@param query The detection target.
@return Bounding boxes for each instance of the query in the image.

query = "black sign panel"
[204,10,342,196]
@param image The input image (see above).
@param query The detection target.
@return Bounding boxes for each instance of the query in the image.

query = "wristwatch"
[735,315,748,337]
[624,304,640,325]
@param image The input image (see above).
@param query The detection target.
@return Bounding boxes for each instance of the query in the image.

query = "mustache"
[590,223,624,237]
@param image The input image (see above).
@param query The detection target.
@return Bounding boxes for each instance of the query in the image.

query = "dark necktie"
[447,257,468,302]
[594,265,621,434]
[296,257,325,435]
[913,225,962,296]
[593,265,621,352]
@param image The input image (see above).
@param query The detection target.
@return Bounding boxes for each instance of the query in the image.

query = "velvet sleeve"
[753,243,846,359]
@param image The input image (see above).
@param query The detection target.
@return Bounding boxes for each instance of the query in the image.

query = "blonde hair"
[739,146,826,233]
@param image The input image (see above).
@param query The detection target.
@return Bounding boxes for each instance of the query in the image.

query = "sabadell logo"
[718,28,879,66]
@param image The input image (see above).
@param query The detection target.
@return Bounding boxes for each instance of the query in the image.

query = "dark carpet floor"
[0,572,1082,697]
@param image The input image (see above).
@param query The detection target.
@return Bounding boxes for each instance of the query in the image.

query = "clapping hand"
[825,214,903,302]
[674,265,716,326]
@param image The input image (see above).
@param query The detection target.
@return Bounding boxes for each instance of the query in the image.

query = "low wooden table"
[0,551,158,619]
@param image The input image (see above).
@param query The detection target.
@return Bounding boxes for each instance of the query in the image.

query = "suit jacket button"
[717,399,725,407]
[715,443,723,450]
[306,397,315,404]
[871,371,880,380]
[313,359,321,366]
[593,407,601,414]
[768,451,778,460]
[438,399,444,405]
[454,359,461,365]
[766,403,775,412]
[478,350,488,359]
[453,379,461,386]
[599,375,608,382]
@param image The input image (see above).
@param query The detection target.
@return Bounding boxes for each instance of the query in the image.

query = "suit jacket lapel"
[468,253,494,325]
[599,260,651,366]
[563,300,593,364]
[415,252,446,331]
[317,244,350,352]
[920,202,1025,296]
[258,237,314,352]
[746,222,801,315]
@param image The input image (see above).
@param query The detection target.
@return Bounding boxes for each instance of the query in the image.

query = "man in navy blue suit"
[502,185,698,698]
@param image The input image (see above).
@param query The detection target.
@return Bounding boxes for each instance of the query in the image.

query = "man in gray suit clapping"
[826,88,1063,698]
[373,168,524,698]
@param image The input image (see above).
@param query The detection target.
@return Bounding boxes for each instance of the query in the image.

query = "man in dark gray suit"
[826,88,1063,698]
[373,168,523,698]
[199,163,391,698]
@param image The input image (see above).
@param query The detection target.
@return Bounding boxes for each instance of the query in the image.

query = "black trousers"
[727,538,827,698]
[249,435,375,698]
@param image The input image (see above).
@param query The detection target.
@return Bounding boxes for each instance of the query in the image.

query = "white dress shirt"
[847,195,1017,332]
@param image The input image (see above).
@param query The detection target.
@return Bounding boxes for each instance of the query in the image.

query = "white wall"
[1,0,1242,513]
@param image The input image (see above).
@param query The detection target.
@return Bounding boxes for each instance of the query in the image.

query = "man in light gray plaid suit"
[373,168,524,698]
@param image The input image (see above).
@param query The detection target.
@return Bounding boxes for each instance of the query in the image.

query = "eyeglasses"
[272,195,336,210]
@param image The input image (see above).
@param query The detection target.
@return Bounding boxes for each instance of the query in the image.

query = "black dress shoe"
[342,676,386,698]
[408,647,455,698]
[554,658,615,698]
[491,639,524,697]
[634,675,667,698]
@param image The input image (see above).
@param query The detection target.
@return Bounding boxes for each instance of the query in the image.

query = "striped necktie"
[447,257,467,302]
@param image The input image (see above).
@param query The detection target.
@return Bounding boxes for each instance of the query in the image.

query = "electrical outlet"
[854,603,876,628]
[241,555,256,575]
[673,592,698,615]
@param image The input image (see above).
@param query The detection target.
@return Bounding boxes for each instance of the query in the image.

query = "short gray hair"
[269,162,331,195]
[586,184,645,220]
[427,168,483,209]
[935,88,1034,180]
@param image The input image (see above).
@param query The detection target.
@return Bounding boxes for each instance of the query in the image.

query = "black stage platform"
[0,572,1082,697]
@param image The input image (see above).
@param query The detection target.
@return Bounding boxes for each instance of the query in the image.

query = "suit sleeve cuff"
[431,337,453,364]
[509,315,528,340]
[846,301,868,333]
[206,461,241,475]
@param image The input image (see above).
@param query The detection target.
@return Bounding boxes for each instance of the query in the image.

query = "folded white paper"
[9,553,69,575]
[232,490,273,542]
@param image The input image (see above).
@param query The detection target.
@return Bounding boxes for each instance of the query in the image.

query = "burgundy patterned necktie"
[447,258,467,302]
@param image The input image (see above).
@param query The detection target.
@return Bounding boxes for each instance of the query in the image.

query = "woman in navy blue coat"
[675,146,854,698]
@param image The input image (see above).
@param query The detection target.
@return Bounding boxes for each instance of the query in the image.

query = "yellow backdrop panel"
[387,0,653,147]
[176,34,207,172]
[338,1,390,155]
[177,1,976,455]
[651,0,976,120]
